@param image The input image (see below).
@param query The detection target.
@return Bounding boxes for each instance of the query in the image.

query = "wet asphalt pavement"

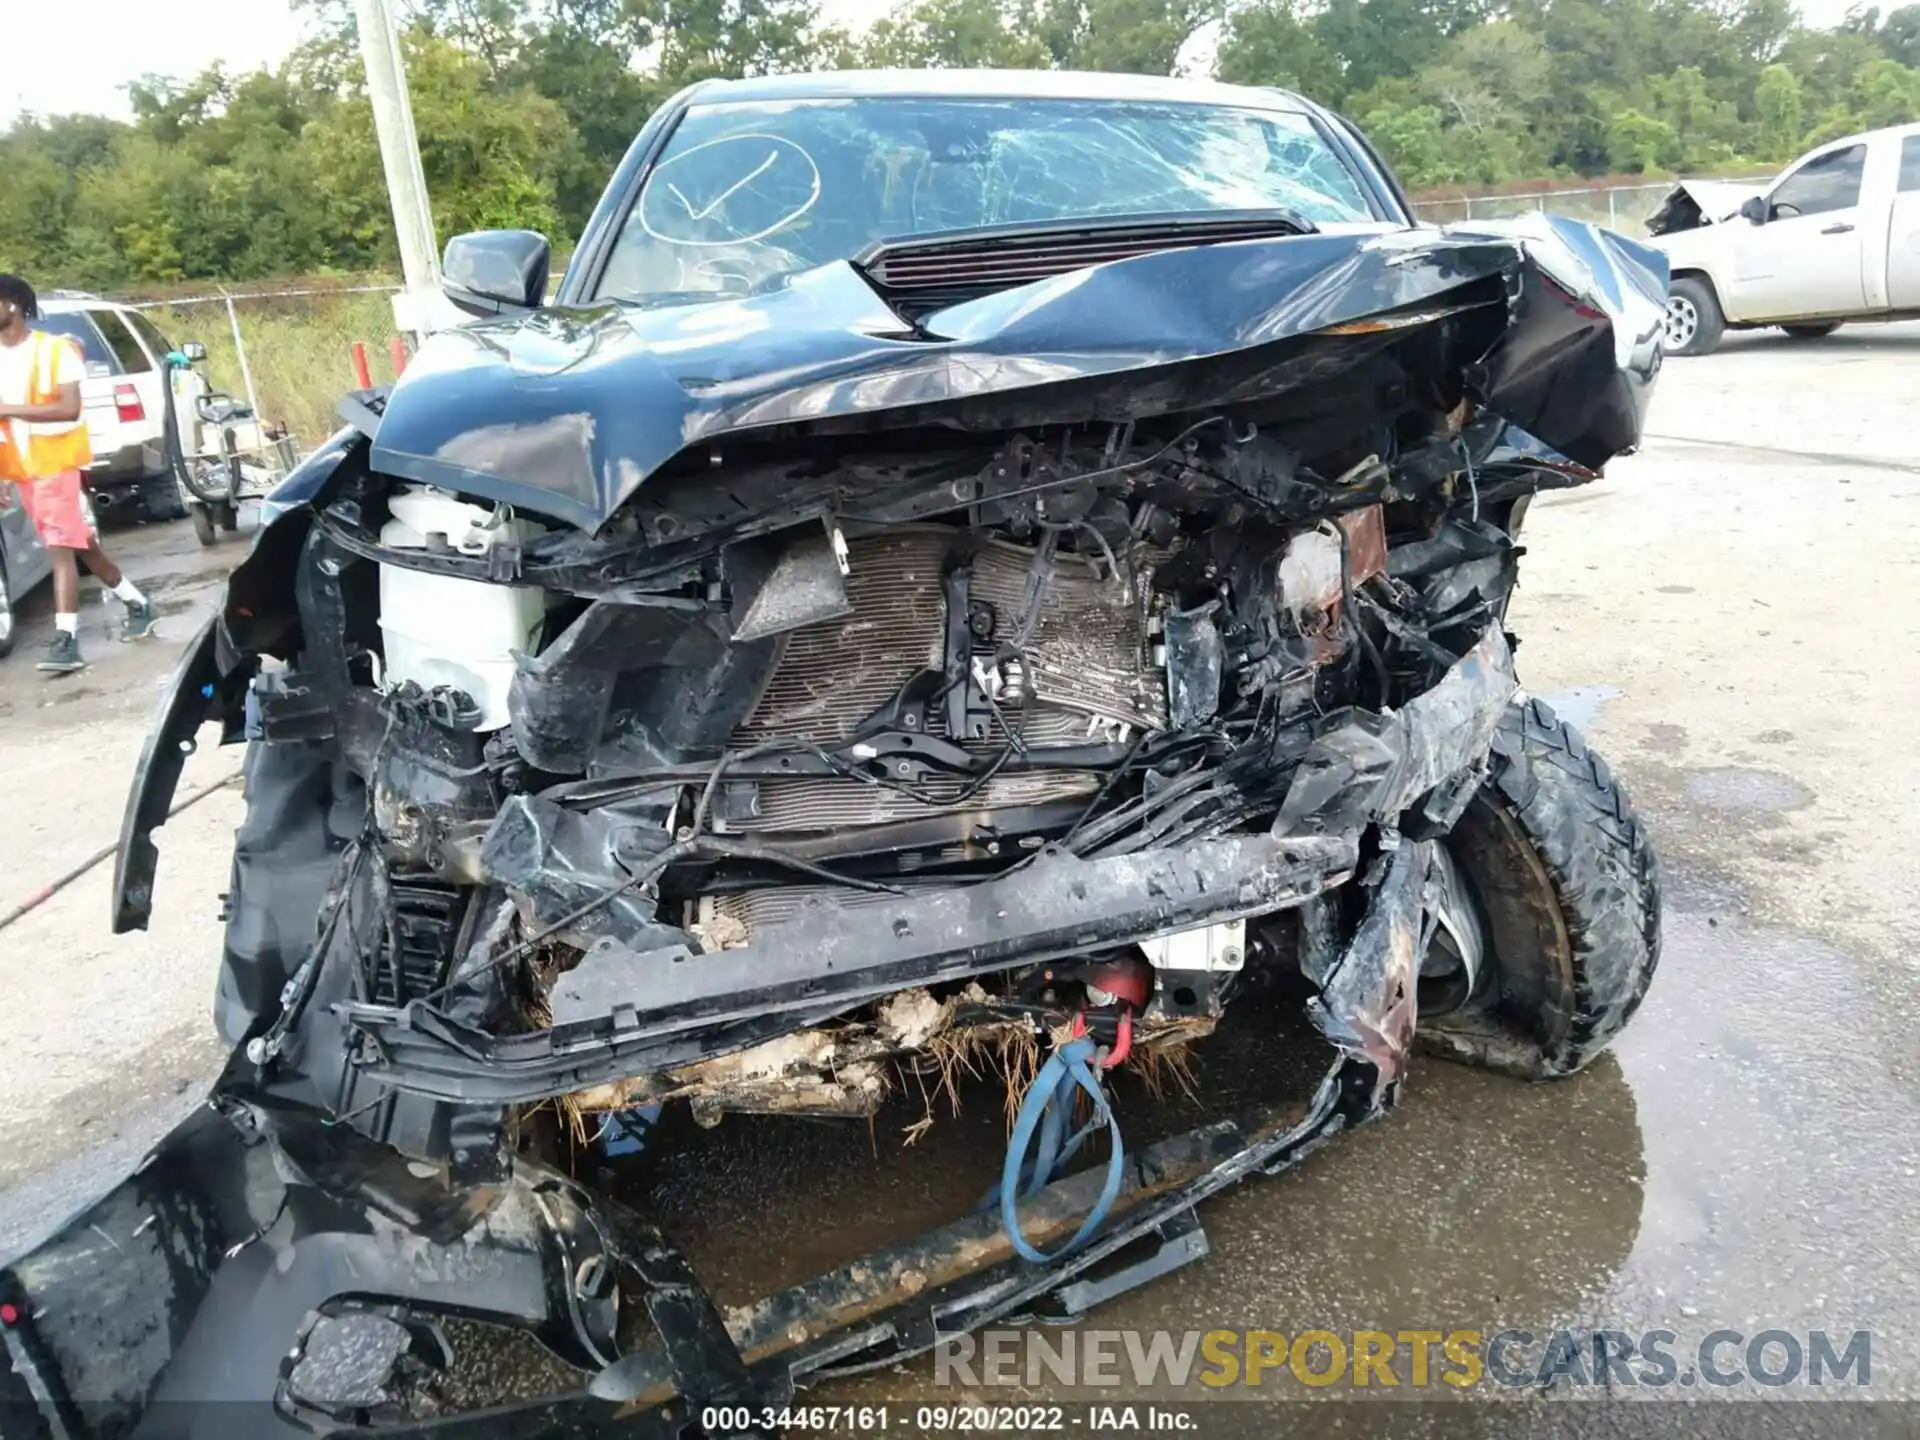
[1,323,1917,1434]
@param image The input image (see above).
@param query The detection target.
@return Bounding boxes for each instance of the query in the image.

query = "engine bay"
[191,352,1570,1166]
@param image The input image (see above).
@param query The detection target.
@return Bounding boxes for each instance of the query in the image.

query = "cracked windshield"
[600,98,1375,304]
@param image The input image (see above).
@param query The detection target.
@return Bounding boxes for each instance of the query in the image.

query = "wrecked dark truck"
[2,71,1668,1437]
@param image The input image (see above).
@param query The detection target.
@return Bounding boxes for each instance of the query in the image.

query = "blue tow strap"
[998,1035,1127,1264]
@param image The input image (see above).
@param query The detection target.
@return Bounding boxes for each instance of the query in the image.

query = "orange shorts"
[17,470,96,551]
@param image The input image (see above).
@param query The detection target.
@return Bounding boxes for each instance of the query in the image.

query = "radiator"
[726,527,1159,833]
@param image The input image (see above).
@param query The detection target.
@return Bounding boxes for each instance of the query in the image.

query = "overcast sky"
[5,1,309,122]
[3,0,1863,125]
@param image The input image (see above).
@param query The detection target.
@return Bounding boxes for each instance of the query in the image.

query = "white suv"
[35,293,184,521]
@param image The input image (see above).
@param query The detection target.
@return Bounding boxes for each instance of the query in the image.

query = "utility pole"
[353,0,448,340]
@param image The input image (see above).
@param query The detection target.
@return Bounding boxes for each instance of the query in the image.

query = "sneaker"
[122,598,158,641]
[38,631,84,675]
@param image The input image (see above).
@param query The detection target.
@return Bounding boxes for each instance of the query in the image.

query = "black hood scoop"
[854,210,1318,320]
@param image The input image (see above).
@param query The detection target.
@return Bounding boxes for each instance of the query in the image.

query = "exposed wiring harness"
[840,415,1231,526]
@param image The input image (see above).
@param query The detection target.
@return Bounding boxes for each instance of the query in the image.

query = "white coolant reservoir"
[378,487,546,731]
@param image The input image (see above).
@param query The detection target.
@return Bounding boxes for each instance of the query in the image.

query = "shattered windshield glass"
[599,97,1377,305]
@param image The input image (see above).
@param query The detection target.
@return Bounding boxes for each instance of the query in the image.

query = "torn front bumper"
[336,627,1515,1108]
[2,846,1440,1440]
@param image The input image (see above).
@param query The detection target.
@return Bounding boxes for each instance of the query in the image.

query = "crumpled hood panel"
[369,214,1668,533]
[1644,179,1769,236]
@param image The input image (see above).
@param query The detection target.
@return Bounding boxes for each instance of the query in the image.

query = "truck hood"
[1645,179,1768,237]
[367,214,1668,534]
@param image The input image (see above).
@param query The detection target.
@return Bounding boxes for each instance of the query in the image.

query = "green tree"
[1036,0,1221,73]
[1846,56,1920,128]
[414,0,528,75]
[1753,61,1804,158]
[861,0,1051,67]
[553,0,834,81]
[304,31,580,245]
[11,0,1920,287]
[1214,0,1337,94]
[508,17,672,226]
[1648,65,1746,168]
[1415,24,1557,179]
[1775,26,1888,118]
[1359,102,1466,186]
[1882,5,1920,64]
[1606,107,1681,171]
[1302,0,1490,107]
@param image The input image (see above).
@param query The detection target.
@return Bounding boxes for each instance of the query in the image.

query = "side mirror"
[442,230,550,317]
[181,340,207,362]
[1739,196,1768,224]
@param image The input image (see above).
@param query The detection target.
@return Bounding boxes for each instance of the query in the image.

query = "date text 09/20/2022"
[698,1407,1195,1433]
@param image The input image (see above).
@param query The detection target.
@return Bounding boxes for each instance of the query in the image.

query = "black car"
[4,70,1669,1437]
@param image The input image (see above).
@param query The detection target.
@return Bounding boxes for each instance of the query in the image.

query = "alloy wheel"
[1419,842,1489,1016]
[1662,294,1699,353]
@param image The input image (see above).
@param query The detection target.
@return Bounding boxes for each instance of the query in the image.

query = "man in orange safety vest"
[0,274,155,674]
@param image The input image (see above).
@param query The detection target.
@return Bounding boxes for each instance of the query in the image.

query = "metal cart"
[165,344,300,546]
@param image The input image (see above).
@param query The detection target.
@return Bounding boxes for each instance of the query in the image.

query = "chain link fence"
[109,179,1715,454]
[121,283,404,449]
[1408,178,1709,232]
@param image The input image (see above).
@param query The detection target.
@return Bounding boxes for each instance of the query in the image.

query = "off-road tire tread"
[1424,698,1661,1079]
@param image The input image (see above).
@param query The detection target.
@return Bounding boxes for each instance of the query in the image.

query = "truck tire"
[1780,323,1839,340]
[139,471,188,523]
[1662,276,1724,356]
[1421,699,1661,1080]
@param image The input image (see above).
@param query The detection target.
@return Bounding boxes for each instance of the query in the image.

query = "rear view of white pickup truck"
[1649,121,1920,355]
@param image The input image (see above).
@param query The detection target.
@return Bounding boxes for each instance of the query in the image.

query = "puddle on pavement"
[570,981,1653,1385]
[608,988,1337,1309]
[1536,684,1621,732]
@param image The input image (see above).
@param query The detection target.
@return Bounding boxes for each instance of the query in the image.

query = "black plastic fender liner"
[1276,626,1516,838]
[0,1101,640,1439]
[1306,838,1431,1102]
[111,617,219,934]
